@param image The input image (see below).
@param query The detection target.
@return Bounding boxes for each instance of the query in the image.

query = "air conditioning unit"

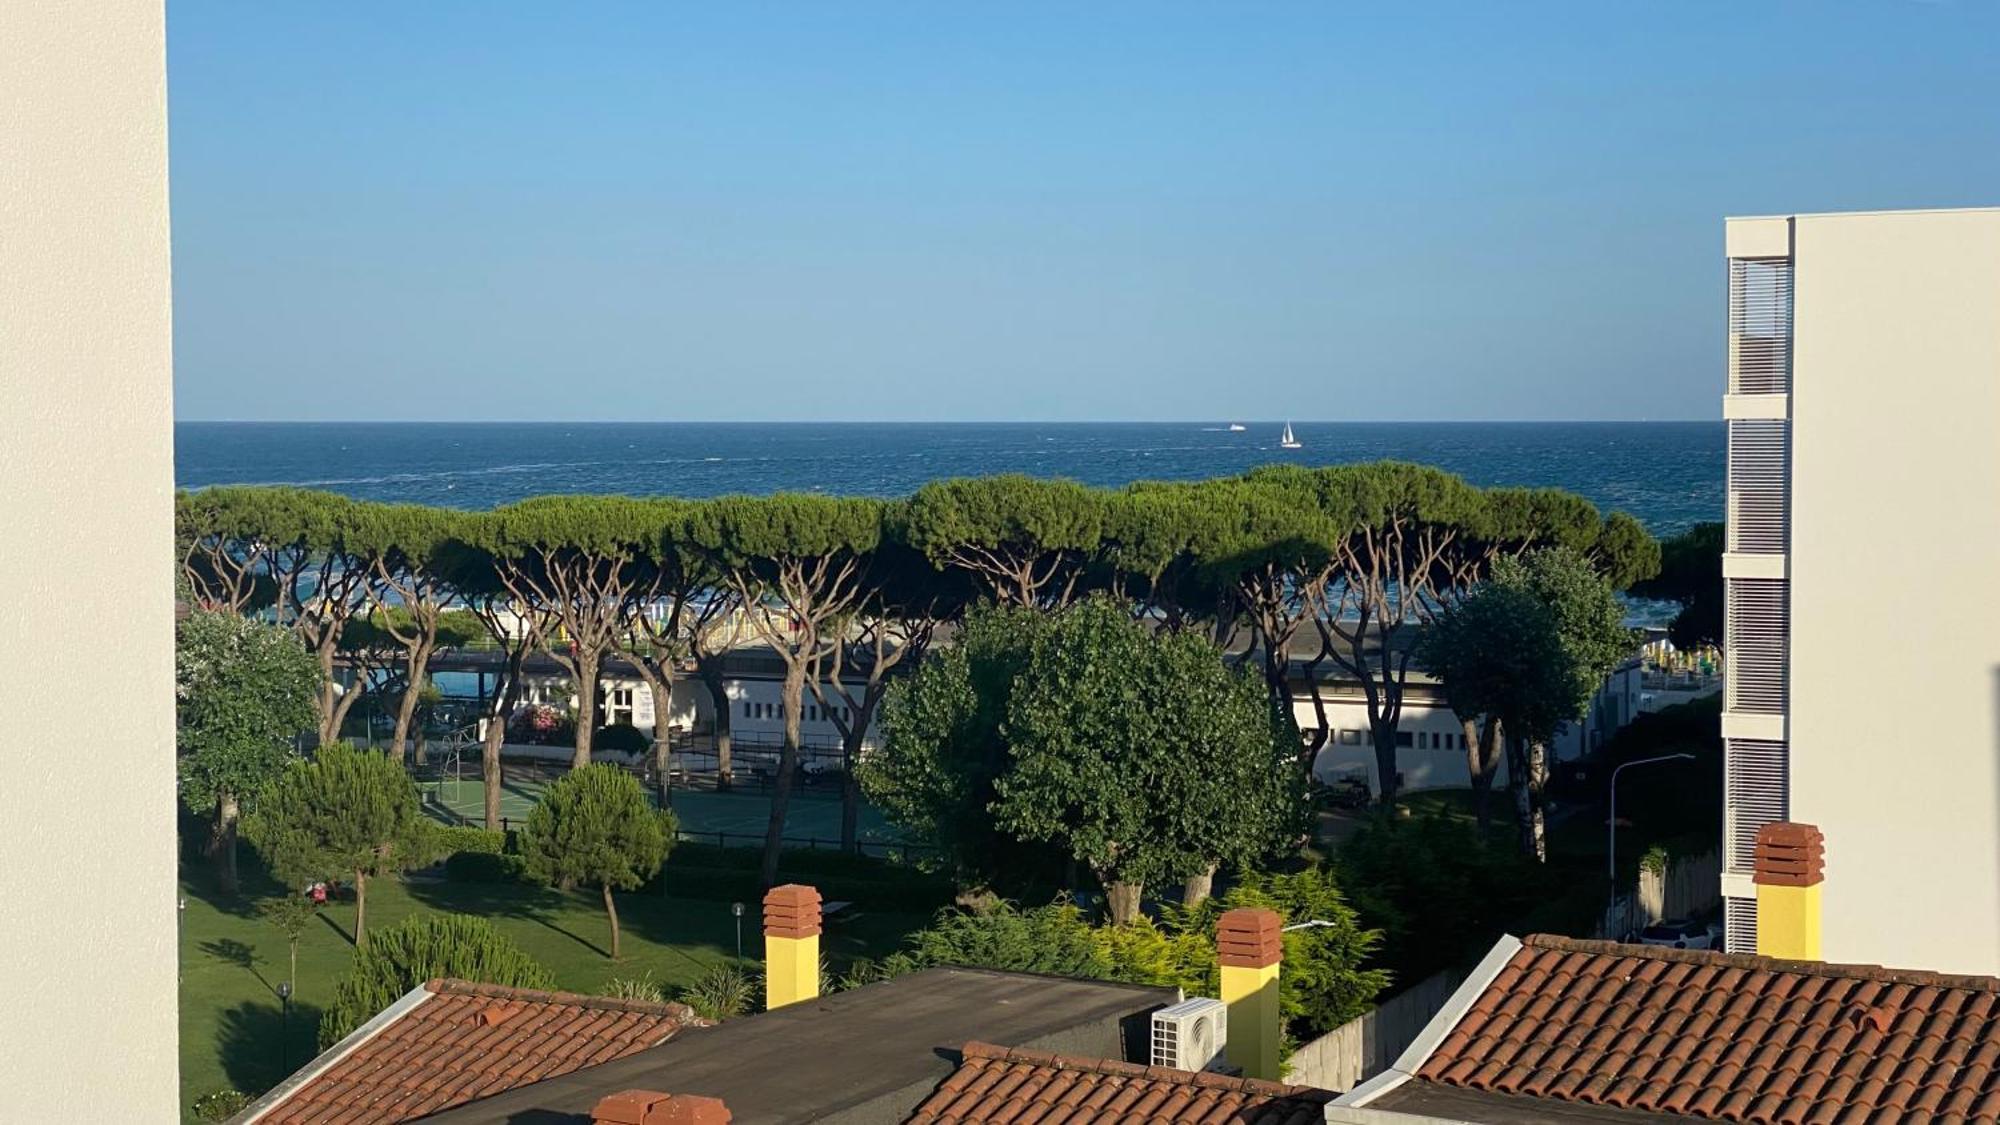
[1151,997,1228,1072]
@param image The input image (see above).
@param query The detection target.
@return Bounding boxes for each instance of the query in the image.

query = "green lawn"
[178,856,927,1122]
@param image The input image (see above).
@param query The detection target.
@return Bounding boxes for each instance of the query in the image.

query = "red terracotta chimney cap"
[593,1090,671,1125]
[763,883,823,939]
[1216,907,1283,968]
[1753,822,1826,888]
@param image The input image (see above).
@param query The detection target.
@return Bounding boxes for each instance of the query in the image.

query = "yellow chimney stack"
[762,884,821,1011]
[1216,907,1283,1081]
[1753,822,1825,960]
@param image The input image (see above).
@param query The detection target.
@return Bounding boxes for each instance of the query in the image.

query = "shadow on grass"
[179,850,291,920]
[404,879,612,959]
[197,937,282,998]
[214,998,325,1101]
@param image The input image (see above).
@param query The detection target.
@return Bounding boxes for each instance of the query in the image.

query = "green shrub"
[600,972,667,1004]
[319,914,554,1047]
[679,963,760,1021]
[430,824,506,857]
[594,723,652,755]
[192,1089,250,1122]
[444,851,525,883]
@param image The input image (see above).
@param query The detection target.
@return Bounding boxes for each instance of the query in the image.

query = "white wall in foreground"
[1786,208,2000,975]
[0,1,178,1118]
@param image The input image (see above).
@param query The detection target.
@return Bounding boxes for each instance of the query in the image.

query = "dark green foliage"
[996,598,1300,900]
[1629,522,1723,649]
[1336,812,1561,984]
[1594,696,1723,852]
[880,901,1111,981]
[650,843,954,912]
[1493,548,1640,721]
[426,824,506,858]
[317,914,555,1048]
[592,722,651,754]
[1417,582,1573,745]
[517,765,675,893]
[246,745,426,887]
[863,604,1066,891]
[444,850,525,883]
[175,609,319,811]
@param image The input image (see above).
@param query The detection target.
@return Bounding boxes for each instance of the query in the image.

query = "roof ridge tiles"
[424,978,702,1020]
[1520,934,2000,993]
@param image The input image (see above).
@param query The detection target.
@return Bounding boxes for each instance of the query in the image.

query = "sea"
[174,421,1723,537]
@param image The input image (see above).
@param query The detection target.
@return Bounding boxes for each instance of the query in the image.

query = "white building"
[1719,208,2000,971]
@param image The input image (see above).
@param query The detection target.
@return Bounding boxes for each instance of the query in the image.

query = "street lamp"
[731,902,745,962]
[277,980,293,1073]
[1607,753,1698,885]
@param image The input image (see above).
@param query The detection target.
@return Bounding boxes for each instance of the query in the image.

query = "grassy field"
[425,772,902,848]
[177,856,927,1122]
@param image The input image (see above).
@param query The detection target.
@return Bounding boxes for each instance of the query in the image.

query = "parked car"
[1636,919,1716,950]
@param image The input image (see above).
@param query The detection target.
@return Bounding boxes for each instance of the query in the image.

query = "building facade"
[1720,208,2000,972]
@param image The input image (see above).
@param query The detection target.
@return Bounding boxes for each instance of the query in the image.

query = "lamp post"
[731,902,745,962]
[1607,752,1698,889]
[277,980,293,1073]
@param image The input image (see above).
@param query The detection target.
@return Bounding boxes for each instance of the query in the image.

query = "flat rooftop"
[422,967,1177,1125]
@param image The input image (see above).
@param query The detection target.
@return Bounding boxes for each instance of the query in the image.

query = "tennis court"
[424,767,903,849]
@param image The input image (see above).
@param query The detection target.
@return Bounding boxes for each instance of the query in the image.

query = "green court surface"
[425,771,902,848]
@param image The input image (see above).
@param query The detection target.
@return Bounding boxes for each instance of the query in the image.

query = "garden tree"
[1414,582,1572,833]
[234,489,380,743]
[614,499,705,805]
[259,894,317,1000]
[1180,478,1341,762]
[350,503,472,764]
[438,530,542,830]
[245,744,428,947]
[684,494,884,887]
[900,475,1108,607]
[995,598,1298,923]
[1629,521,1724,650]
[485,496,663,768]
[810,537,966,853]
[1097,483,1233,629]
[318,914,554,1047]
[175,488,273,613]
[516,765,676,961]
[1492,547,1641,860]
[175,609,319,894]
[686,582,751,790]
[862,604,1069,894]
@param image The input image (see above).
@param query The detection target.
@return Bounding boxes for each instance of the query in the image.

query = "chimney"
[592,1090,731,1125]
[763,883,822,1011]
[1216,906,1282,1081]
[1753,822,1824,960]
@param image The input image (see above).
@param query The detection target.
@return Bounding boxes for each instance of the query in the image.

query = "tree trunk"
[838,714,870,854]
[353,869,369,948]
[289,938,298,998]
[699,663,734,790]
[1371,716,1402,807]
[1527,740,1549,863]
[482,647,526,831]
[1465,716,1503,835]
[650,679,675,808]
[1508,736,1538,860]
[390,676,422,767]
[211,790,241,895]
[759,663,805,887]
[1182,863,1218,907]
[571,653,599,770]
[603,882,621,961]
[1104,880,1143,926]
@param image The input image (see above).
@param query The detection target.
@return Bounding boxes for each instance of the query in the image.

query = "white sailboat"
[1279,421,1302,449]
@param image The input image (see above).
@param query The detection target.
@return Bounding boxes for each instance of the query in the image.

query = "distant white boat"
[1279,421,1302,449]
[1227,423,1247,432]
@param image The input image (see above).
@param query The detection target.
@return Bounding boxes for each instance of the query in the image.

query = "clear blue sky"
[168,2,2000,422]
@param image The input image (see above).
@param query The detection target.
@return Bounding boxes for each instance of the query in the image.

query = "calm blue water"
[175,421,1723,535]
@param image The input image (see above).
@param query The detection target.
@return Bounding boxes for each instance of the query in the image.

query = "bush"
[594,722,651,755]
[319,914,555,1047]
[444,850,525,883]
[192,1089,250,1122]
[600,973,667,1004]
[429,824,506,857]
[679,963,760,1021]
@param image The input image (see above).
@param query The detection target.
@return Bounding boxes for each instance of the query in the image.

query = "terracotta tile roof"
[906,1040,1333,1124]
[247,979,699,1125]
[1416,934,2000,1124]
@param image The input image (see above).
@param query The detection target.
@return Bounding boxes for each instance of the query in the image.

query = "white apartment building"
[1720,208,2000,972]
